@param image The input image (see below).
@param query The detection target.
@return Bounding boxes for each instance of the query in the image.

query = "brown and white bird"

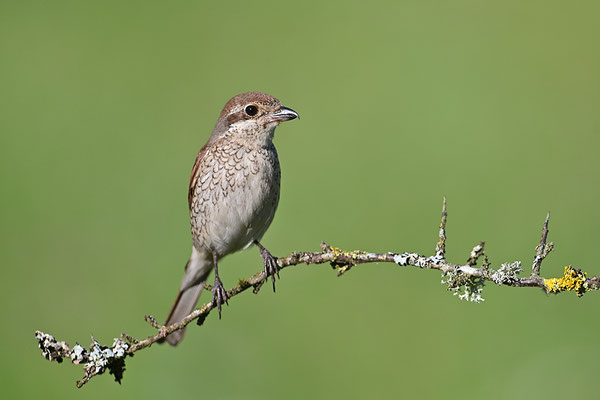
[163,92,298,346]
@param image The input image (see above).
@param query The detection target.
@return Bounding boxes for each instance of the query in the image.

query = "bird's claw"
[211,276,229,319]
[260,247,280,292]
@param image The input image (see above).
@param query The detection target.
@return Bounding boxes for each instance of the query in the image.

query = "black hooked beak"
[271,106,299,122]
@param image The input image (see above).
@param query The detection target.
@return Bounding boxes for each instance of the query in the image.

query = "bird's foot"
[259,246,280,292]
[211,275,229,319]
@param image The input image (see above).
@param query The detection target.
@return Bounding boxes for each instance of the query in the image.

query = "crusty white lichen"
[392,252,444,268]
[71,344,87,365]
[111,338,128,357]
[87,340,109,374]
[35,331,70,363]
[392,252,413,266]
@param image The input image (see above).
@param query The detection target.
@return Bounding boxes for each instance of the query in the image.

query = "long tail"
[163,248,212,346]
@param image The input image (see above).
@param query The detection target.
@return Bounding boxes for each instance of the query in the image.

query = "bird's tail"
[163,248,212,346]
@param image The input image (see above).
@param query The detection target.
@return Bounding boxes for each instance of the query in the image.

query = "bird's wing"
[188,144,209,210]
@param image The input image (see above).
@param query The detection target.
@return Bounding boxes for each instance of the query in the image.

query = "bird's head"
[211,92,299,143]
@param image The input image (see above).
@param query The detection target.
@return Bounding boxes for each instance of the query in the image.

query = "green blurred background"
[2,1,599,398]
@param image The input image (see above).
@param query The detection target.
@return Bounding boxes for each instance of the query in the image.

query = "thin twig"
[466,242,486,266]
[532,212,553,276]
[435,196,448,258]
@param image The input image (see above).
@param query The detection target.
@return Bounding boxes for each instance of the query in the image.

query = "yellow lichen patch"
[330,246,343,258]
[237,278,249,287]
[327,246,365,276]
[348,249,367,258]
[328,245,367,261]
[544,278,561,293]
[544,266,587,297]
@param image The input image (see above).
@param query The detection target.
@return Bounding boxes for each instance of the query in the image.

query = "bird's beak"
[270,106,299,122]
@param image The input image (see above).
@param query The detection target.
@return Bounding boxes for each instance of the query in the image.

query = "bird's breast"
[189,142,280,256]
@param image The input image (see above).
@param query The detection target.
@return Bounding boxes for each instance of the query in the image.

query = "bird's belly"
[208,185,277,254]
[190,158,280,257]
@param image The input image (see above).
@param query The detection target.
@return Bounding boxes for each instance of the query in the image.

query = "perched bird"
[163,92,299,346]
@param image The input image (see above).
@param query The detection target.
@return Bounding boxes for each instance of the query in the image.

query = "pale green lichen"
[85,338,129,384]
[442,269,485,303]
[491,261,523,285]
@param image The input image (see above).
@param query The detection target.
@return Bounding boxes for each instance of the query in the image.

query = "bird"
[163,92,299,346]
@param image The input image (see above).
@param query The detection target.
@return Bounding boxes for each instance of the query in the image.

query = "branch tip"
[120,333,139,345]
[532,212,552,276]
[144,315,162,330]
[435,197,448,257]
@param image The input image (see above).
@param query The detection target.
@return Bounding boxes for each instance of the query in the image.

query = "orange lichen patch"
[544,266,587,297]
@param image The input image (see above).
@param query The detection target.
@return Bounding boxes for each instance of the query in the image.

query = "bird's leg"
[211,252,228,319]
[254,240,279,292]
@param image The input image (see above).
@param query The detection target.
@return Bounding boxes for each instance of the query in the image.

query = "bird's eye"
[245,105,258,116]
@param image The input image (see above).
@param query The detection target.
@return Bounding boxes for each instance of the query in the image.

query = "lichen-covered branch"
[35,199,600,388]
